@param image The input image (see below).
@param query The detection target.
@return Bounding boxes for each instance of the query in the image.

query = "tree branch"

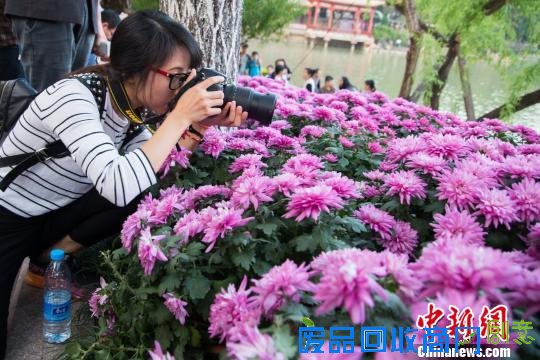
[477,89,540,120]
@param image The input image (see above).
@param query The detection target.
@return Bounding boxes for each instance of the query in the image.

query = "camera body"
[184,68,277,126]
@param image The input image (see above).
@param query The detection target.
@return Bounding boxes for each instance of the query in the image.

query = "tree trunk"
[457,54,475,120]
[429,34,459,109]
[159,0,243,80]
[398,0,422,99]
[101,0,131,12]
[477,89,540,121]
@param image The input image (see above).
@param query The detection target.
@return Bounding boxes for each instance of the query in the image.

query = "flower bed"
[66,76,540,360]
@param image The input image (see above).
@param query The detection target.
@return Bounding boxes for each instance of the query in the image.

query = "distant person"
[273,65,288,84]
[5,0,106,92]
[364,79,376,92]
[303,67,317,92]
[319,75,336,94]
[87,9,121,65]
[262,64,273,77]
[239,43,250,75]
[314,68,321,92]
[339,76,357,91]
[247,51,261,77]
[274,58,292,80]
[0,0,24,80]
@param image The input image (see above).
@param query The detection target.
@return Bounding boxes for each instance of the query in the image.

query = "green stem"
[102,252,136,295]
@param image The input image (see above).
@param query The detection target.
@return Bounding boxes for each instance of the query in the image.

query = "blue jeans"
[11,4,94,92]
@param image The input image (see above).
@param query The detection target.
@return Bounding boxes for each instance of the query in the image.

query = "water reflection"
[251,39,539,130]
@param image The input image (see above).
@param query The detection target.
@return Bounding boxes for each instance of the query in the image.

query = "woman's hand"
[169,69,225,125]
[199,101,248,128]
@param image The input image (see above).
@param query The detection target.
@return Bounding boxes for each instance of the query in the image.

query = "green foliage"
[242,0,306,40]
[373,23,409,44]
[132,0,158,11]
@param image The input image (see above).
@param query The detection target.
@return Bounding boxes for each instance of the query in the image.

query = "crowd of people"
[238,43,377,95]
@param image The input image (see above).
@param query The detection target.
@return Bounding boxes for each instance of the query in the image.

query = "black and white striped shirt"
[0,78,157,217]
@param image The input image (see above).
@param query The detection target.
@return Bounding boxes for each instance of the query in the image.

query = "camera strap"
[107,79,145,125]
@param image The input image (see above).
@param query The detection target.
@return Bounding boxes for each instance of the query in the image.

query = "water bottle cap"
[50,249,65,261]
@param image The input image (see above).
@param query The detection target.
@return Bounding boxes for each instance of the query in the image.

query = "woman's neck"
[122,80,143,109]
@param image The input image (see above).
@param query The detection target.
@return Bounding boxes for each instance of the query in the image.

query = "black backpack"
[0,74,141,191]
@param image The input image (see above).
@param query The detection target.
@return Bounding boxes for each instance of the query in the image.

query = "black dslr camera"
[168,68,277,126]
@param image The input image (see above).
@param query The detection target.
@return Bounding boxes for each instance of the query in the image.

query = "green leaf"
[381,199,400,211]
[158,273,183,293]
[190,326,202,347]
[155,324,173,350]
[302,317,315,327]
[185,272,210,300]
[256,222,279,236]
[65,342,82,356]
[231,248,255,271]
[184,242,205,257]
[94,349,111,360]
[291,234,317,252]
[424,200,445,214]
[272,325,297,358]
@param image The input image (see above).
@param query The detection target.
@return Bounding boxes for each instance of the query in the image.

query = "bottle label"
[44,300,71,322]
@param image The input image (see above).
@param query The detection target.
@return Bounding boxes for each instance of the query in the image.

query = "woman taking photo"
[0,10,247,357]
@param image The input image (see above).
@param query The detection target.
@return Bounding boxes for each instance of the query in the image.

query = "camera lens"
[223,85,276,126]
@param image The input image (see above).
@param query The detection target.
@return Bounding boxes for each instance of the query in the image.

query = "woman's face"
[140,46,192,114]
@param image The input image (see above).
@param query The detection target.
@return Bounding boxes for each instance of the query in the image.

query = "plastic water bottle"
[43,249,71,343]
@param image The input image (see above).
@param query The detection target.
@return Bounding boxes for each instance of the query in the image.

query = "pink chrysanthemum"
[436,169,487,210]
[200,127,227,158]
[406,153,448,175]
[339,136,355,148]
[312,250,388,324]
[137,227,168,275]
[383,171,427,205]
[173,209,203,243]
[474,188,518,229]
[385,136,427,163]
[321,173,362,199]
[227,138,269,156]
[300,125,327,138]
[354,204,396,240]
[269,120,292,131]
[182,185,231,210]
[381,221,418,255]
[364,170,386,181]
[367,141,384,154]
[229,154,268,173]
[283,185,344,221]
[160,146,191,178]
[88,277,108,318]
[509,178,540,223]
[251,260,315,315]
[202,205,254,252]
[267,134,298,149]
[432,206,485,246]
[226,324,285,360]
[425,133,470,160]
[502,154,540,180]
[231,176,274,210]
[323,153,338,163]
[163,293,188,325]
[209,277,261,341]
[270,173,302,197]
[148,341,175,360]
[410,242,523,300]
[120,212,142,252]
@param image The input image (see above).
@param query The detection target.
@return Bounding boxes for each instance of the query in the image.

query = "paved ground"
[6,259,87,360]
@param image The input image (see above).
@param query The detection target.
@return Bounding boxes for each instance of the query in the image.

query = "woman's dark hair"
[325,75,334,82]
[304,67,317,77]
[340,76,353,90]
[365,79,376,91]
[275,65,285,75]
[73,10,203,85]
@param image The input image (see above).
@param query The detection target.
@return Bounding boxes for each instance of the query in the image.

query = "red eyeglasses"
[153,68,190,90]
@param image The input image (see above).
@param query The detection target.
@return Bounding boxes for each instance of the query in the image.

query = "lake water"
[251,39,539,131]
